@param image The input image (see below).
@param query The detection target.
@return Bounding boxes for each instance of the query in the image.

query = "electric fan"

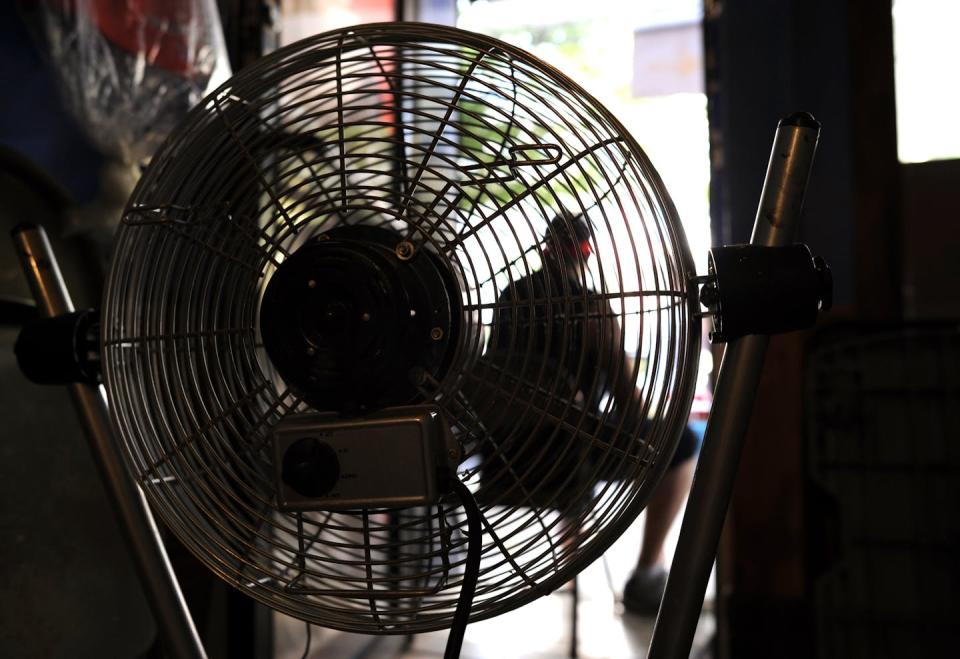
[101,18,697,635]
[13,21,830,659]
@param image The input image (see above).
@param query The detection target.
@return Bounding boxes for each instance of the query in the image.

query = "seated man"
[485,211,701,615]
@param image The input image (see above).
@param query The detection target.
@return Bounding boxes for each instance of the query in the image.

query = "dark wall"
[706,0,859,308]
[703,1,960,657]
[901,159,960,319]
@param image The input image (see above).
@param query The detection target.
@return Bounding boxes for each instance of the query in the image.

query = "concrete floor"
[274,502,716,659]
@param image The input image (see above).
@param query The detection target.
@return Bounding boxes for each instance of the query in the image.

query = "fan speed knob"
[281,438,340,497]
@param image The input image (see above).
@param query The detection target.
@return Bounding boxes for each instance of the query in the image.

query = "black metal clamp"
[697,243,832,343]
[15,308,101,385]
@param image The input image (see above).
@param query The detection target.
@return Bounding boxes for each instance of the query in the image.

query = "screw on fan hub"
[259,225,460,414]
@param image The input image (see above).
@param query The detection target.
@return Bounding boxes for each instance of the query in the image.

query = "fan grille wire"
[102,23,700,633]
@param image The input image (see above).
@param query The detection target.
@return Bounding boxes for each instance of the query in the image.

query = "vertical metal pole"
[12,224,207,659]
[648,113,820,659]
[569,575,579,659]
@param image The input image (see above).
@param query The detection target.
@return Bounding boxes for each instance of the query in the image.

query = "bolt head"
[699,282,719,308]
[395,241,415,260]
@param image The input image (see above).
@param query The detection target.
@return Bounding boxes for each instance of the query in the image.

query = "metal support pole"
[648,112,820,659]
[570,575,579,659]
[12,224,207,659]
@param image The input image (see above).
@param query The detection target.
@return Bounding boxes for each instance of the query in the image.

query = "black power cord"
[301,622,311,659]
[444,479,483,659]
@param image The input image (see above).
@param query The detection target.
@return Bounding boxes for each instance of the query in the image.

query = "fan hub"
[259,226,459,414]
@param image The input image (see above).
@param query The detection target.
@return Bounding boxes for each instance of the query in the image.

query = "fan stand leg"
[569,575,579,659]
[12,224,208,659]
[647,113,821,659]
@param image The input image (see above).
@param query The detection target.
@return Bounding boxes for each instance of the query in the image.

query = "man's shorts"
[670,421,705,468]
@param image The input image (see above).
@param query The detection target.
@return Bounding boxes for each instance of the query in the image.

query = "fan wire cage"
[102,22,700,633]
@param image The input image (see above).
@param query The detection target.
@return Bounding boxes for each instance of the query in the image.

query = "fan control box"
[272,405,460,511]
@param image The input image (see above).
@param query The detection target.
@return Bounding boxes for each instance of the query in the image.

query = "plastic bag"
[39,0,231,164]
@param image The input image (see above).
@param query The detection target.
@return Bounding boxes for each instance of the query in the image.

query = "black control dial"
[281,437,340,498]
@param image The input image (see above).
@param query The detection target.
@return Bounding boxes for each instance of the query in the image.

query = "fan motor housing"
[259,225,461,415]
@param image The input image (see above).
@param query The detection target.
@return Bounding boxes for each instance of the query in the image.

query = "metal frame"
[648,113,821,658]
[12,225,207,659]
[11,22,794,654]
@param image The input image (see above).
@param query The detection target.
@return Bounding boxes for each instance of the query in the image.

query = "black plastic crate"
[805,323,960,658]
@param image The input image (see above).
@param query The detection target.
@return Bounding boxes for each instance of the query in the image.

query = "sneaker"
[622,565,668,616]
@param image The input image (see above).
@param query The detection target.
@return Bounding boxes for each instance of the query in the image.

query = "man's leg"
[637,456,695,568]
[623,425,700,615]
